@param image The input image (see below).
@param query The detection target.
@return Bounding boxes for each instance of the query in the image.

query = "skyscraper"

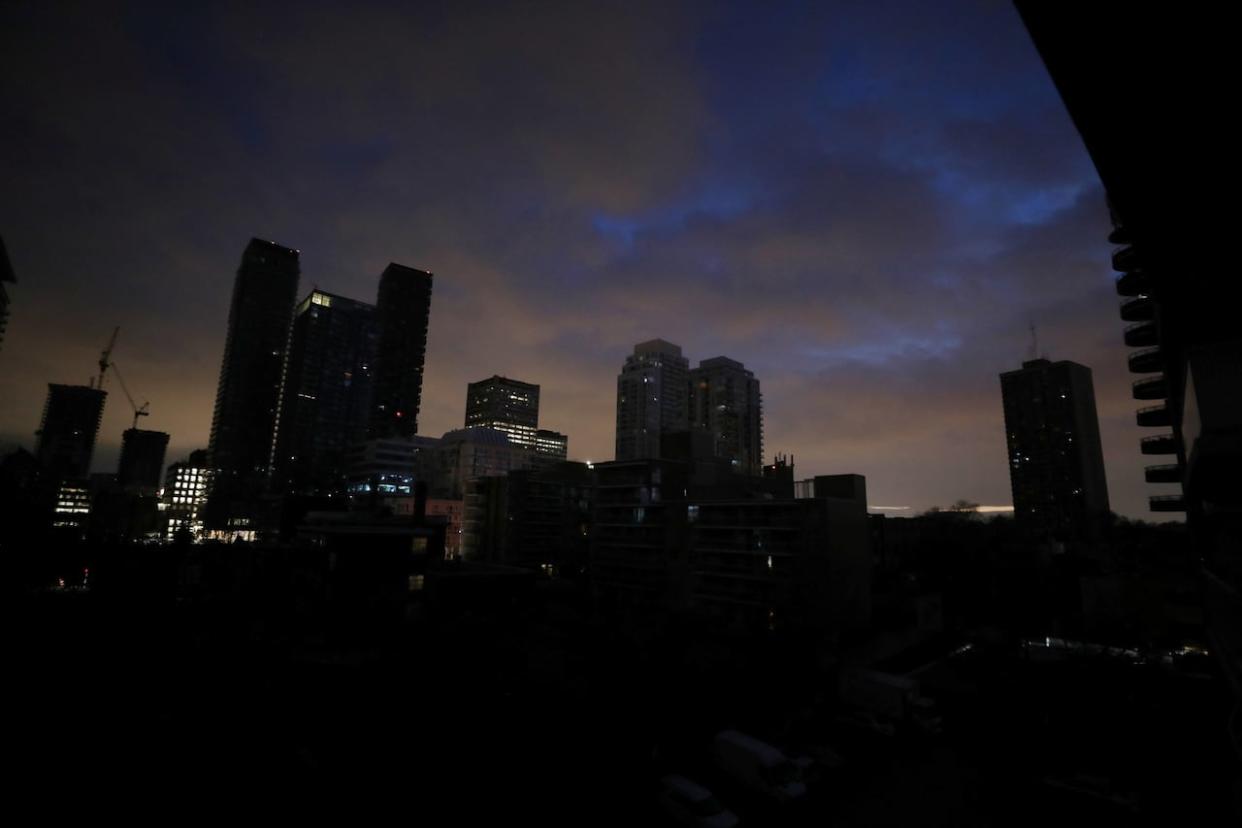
[35,384,107,480]
[464,375,540,449]
[271,289,377,495]
[117,428,169,495]
[1000,358,1110,538]
[209,238,301,475]
[207,239,300,523]
[615,339,690,461]
[370,263,433,439]
[689,356,763,474]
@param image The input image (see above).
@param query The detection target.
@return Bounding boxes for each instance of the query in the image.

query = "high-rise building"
[35,384,107,480]
[615,339,690,461]
[117,428,169,495]
[689,356,763,474]
[1000,359,1110,538]
[207,238,300,522]
[370,263,433,439]
[0,234,14,355]
[271,289,377,495]
[163,449,211,540]
[464,375,540,449]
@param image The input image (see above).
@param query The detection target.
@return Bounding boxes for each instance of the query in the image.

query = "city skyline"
[0,2,1165,518]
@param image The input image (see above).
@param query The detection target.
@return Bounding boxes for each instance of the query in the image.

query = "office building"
[370,263,433,439]
[207,238,300,524]
[464,375,540,449]
[271,289,377,495]
[1000,358,1110,539]
[52,480,92,530]
[35,384,107,480]
[346,435,442,495]
[615,339,689,461]
[689,356,763,474]
[419,427,533,500]
[163,449,211,540]
[117,428,169,495]
[534,429,569,465]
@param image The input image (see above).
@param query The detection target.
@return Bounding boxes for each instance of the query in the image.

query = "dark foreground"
[13,576,1236,824]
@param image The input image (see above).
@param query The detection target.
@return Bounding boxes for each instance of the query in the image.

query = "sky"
[0,0,1176,518]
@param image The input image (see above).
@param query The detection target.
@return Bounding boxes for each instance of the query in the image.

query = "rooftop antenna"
[1028,321,1039,361]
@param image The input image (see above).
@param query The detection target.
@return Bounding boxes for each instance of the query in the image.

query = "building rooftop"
[634,338,683,357]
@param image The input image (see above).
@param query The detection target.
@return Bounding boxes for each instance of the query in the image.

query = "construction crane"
[95,326,119,388]
[95,326,150,429]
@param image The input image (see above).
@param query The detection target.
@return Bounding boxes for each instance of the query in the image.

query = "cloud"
[0,1,1160,518]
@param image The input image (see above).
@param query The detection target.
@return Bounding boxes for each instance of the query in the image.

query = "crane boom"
[110,360,150,429]
[97,326,120,388]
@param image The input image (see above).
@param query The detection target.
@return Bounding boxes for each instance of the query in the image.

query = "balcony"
[1128,347,1163,374]
[1144,464,1182,484]
[1132,374,1168,400]
[1115,269,1149,297]
[1149,494,1186,512]
[1124,320,1159,348]
[1112,245,1139,272]
[1119,295,1154,322]
[1136,403,1171,428]
[1140,433,1178,455]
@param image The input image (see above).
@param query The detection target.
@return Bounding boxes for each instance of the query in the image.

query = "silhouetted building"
[465,375,540,449]
[590,456,871,637]
[117,428,169,495]
[271,289,377,495]
[35,384,107,480]
[764,454,796,496]
[419,427,533,500]
[534,428,569,465]
[1018,4,1242,737]
[163,449,210,540]
[462,461,593,572]
[0,234,14,355]
[346,435,441,495]
[1000,359,1110,539]
[688,490,871,636]
[796,473,867,504]
[689,356,763,474]
[370,263,433,439]
[591,458,690,615]
[207,238,300,527]
[615,339,689,461]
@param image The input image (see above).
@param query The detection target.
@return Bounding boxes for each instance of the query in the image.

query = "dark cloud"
[0,1,1159,517]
